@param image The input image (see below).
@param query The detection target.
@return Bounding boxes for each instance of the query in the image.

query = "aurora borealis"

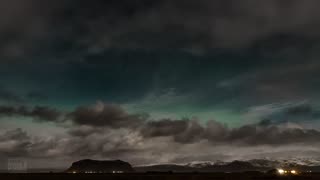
[1,0,320,169]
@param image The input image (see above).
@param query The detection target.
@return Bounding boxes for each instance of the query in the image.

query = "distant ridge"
[135,159,320,173]
[135,161,265,173]
[66,158,320,173]
[66,159,134,173]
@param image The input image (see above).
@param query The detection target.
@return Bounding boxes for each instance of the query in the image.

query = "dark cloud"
[2,120,320,166]
[142,119,206,143]
[59,0,320,49]
[142,117,320,145]
[29,106,62,122]
[2,0,320,58]
[66,102,320,146]
[0,105,61,122]
[67,126,101,137]
[0,0,318,113]
[1,102,319,163]
[0,0,66,61]
[67,102,147,128]
[286,104,313,116]
[141,119,190,137]
[66,103,208,143]
[226,123,320,145]
[2,101,320,166]
[285,104,320,122]
[1,1,320,117]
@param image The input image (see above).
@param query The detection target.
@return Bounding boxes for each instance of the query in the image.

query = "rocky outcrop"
[66,159,134,173]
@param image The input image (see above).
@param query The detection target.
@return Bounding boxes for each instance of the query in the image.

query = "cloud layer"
[2,0,320,58]
[1,102,320,167]
[0,105,61,122]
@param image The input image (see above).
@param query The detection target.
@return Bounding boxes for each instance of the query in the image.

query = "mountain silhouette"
[66,159,134,173]
[66,159,320,173]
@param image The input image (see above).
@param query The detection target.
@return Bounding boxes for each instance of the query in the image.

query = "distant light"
[112,170,124,174]
[291,170,297,174]
[72,171,77,174]
[278,169,285,175]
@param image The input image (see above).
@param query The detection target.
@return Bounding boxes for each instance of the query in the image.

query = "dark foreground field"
[0,173,319,180]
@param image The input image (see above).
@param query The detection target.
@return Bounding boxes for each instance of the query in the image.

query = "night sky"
[1,0,320,169]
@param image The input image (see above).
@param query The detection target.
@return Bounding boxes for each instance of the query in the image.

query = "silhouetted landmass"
[201,161,265,172]
[2,159,320,174]
[1,159,320,180]
[135,164,194,172]
[135,161,268,173]
[66,159,134,173]
[135,160,320,173]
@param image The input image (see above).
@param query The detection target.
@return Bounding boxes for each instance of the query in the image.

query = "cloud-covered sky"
[1,0,320,169]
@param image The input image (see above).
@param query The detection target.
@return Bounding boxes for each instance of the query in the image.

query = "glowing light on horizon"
[278,169,285,175]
